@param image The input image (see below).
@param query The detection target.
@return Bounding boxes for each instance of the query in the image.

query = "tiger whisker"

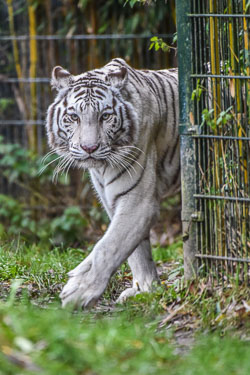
[41,146,66,164]
[108,154,124,173]
[113,153,138,176]
[120,154,144,171]
[110,153,133,180]
[108,154,125,174]
[119,145,145,155]
[52,155,72,183]
[41,150,56,164]
[39,154,65,175]
[113,150,144,172]
[117,149,139,158]
[56,155,72,177]
[107,156,117,170]
[59,157,73,183]
[64,158,75,182]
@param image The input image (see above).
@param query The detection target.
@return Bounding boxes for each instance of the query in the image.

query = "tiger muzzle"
[80,143,99,154]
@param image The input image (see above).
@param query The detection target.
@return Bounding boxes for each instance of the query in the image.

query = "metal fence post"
[176,1,198,279]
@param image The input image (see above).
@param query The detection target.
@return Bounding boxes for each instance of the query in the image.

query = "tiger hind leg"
[116,238,159,303]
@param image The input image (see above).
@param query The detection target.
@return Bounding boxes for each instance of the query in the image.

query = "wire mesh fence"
[177,0,249,283]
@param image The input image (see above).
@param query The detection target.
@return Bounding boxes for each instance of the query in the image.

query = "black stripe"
[124,103,134,142]
[63,96,68,107]
[163,71,178,86]
[95,89,106,98]
[106,165,128,186]
[76,96,86,103]
[114,106,124,134]
[106,151,139,186]
[165,77,176,136]
[142,74,158,96]
[152,72,168,108]
[112,59,145,87]
[58,128,67,140]
[169,139,179,165]
[126,79,141,96]
[172,167,180,186]
[146,74,163,114]
[112,168,145,210]
[93,172,104,189]
[168,68,178,73]
[160,149,168,171]
[75,90,86,98]
[56,107,61,126]
[72,77,108,86]
[47,96,66,144]
[94,70,105,75]
[158,70,178,82]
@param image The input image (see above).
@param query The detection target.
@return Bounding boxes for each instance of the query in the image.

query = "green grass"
[0,239,249,374]
[0,301,249,375]
[0,241,89,301]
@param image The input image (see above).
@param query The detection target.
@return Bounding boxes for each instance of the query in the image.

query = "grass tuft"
[0,238,249,374]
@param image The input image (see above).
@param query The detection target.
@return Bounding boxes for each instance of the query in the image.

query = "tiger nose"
[80,143,99,154]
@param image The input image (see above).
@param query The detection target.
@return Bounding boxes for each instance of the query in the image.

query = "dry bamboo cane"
[209,0,224,259]
[6,0,28,121]
[241,0,249,260]
[229,0,246,262]
[6,0,22,79]
[27,0,38,153]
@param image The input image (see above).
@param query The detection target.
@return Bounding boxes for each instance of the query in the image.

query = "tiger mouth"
[74,156,105,168]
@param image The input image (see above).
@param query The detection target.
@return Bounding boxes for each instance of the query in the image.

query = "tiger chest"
[89,168,133,215]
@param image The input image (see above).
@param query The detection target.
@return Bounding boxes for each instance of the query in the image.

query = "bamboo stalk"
[209,0,224,256]
[241,0,249,257]
[6,0,28,121]
[6,0,22,80]
[27,0,38,152]
[87,0,99,69]
[44,0,55,73]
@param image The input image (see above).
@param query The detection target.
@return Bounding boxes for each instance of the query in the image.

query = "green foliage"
[124,0,156,8]
[0,194,88,246]
[50,207,88,245]
[0,137,96,246]
[149,36,174,52]
[0,136,53,183]
[172,31,177,44]
[0,98,14,115]
[191,79,204,101]
[201,106,233,131]
[152,239,183,262]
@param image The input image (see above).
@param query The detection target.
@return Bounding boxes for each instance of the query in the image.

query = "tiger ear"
[105,66,127,88]
[51,66,72,91]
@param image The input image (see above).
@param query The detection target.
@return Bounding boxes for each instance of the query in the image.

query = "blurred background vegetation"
[0,0,180,248]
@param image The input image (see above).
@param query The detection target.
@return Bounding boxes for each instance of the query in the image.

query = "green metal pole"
[176,0,197,279]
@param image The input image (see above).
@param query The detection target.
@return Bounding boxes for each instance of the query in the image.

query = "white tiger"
[46,58,180,308]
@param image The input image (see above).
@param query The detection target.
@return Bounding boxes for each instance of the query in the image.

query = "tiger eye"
[101,113,110,121]
[70,114,79,121]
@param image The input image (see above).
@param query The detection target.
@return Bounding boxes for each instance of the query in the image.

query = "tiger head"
[46,62,138,169]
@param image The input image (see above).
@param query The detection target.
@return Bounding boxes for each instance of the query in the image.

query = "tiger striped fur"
[46,58,180,307]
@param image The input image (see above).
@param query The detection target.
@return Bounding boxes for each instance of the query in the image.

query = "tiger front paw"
[60,257,108,308]
[116,287,140,303]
